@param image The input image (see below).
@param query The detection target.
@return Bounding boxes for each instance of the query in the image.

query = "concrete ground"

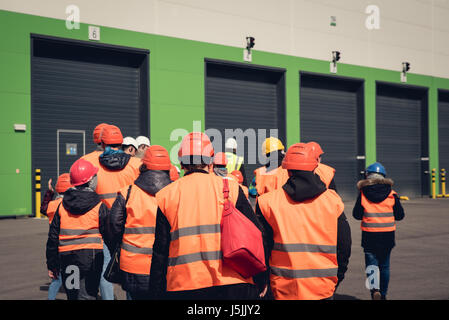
[0,198,448,300]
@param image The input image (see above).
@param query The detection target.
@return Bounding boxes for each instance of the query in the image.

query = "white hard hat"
[122,137,138,149]
[225,138,238,150]
[136,136,150,147]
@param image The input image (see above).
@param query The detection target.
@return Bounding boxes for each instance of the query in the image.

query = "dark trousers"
[60,250,104,300]
[364,248,392,297]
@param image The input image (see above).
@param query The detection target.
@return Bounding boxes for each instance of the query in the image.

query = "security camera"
[401,62,410,82]
[330,51,340,73]
[402,62,410,73]
[332,51,341,63]
[246,37,255,51]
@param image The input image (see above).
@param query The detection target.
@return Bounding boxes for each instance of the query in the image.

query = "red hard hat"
[213,152,228,166]
[100,124,123,145]
[231,170,243,184]
[70,159,99,186]
[55,173,73,193]
[93,123,108,144]
[169,164,180,181]
[307,141,324,159]
[178,132,214,163]
[143,145,171,171]
[282,143,318,171]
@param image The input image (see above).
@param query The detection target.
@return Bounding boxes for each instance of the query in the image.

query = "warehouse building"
[1,0,448,216]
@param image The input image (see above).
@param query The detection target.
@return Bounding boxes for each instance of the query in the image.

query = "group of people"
[42,123,404,300]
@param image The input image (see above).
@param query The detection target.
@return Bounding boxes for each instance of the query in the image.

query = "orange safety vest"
[314,163,335,188]
[156,172,253,292]
[258,188,343,300]
[46,198,62,224]
[119,184,158,275]
[254,166,289,196]
[58,202,103,253]
[96,156,141,208]
[80,150,102,167]
[361,190,397,232]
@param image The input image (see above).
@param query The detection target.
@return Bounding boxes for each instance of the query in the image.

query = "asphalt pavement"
[0,198,448,300]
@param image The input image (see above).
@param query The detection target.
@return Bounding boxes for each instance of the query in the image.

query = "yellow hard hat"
[262,137,285,154]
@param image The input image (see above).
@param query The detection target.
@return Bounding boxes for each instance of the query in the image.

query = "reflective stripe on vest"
[47,198,62,224]
[314,163,335,188]
[156,173,252,291]
[254,166,289,196]
[119,184,158,275]
[58,202,103,253]
[258,188,343,300]
[225,152,244,172]
[96,157,141,208]
[271,266,338,279]
[361,190,396,232]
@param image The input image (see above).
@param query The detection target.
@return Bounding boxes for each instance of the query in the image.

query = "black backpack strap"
[125,185,132,204]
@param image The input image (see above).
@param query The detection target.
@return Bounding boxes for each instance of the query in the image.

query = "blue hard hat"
[366,162,386,176]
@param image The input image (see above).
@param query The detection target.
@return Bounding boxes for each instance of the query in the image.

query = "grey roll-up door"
[439,90,449,175]
[376,83,428,198]
[300,73,365,201]
[31,35,149,204]
[205,60,286,186]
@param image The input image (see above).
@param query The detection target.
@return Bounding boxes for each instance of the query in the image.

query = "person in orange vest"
[212,152,229,177]
[250,137,289,198]
[352,162,404,300]
[256,143,352,300]
[108,145,172,300]
[96,124,142,208]
[40,173,73,300]
[307,141,338,192]
[81,123,109,167]
[46,159,110,300]
[230,170,249,200]
[41,173,72,224]
[95,124,141,300]
[149,132,267,299]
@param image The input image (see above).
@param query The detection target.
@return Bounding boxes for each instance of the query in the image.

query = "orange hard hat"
[93,123,108,144]
[169,164,180,181]
[178,132,214,164]
[100,124,123,145]
[213,152,228,166]
[231,170,243,184]
[70,159,99,186]
[282,143,318,171]
[55,173,72,193]
[143,145,171,171]
[307,141,324,159]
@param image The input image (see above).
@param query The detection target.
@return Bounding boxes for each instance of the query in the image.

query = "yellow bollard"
[437,168,448,198]
[431,168,436,199]
[35,169,41,218]
[441,169,448,198]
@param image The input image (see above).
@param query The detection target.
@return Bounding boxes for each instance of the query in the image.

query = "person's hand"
[259,285,268,298]
[48,179,54,192]
[48,269,59,280]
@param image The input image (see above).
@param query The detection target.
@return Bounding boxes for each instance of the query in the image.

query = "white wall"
[1,0,448,78]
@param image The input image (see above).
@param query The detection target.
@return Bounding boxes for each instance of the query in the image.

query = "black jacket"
[148,170,265,300]
[99,151,131,171]
[108,170,172,295]
[46,188,109,274]
[352,178,405,251]
[255,170,352,289]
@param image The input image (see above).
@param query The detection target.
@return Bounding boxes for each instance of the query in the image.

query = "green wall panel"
[1,9,449,216]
